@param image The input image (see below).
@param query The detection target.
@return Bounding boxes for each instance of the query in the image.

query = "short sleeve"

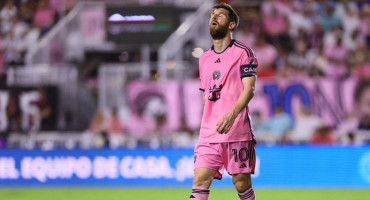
[240,53,258,79]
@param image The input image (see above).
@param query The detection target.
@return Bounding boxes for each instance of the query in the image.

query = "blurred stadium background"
[0,0,369,199]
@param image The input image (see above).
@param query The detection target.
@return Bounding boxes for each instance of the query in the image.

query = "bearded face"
[209,20,230,40]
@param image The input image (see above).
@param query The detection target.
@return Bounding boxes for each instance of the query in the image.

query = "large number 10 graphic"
[232,148,249,162]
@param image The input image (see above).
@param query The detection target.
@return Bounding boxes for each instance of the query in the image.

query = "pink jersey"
[199,39,258,143]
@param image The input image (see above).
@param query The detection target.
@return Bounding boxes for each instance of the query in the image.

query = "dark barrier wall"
[0,86,58,133]
[0,145,369,188]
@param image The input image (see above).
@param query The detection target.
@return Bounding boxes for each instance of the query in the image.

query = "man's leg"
[232,173,255,200]
[189,168,217,200]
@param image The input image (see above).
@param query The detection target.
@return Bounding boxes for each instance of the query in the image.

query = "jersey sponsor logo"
[208,84,222,101]
[214,58,221,63]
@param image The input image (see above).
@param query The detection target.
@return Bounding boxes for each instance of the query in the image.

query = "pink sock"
[189,186,210,200]
[238,187,255,200]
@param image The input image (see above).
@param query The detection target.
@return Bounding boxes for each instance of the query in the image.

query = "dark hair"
[213,2,239,30]
[354,79,370,103]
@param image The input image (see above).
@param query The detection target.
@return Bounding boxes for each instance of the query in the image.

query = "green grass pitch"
[0,188,369,200]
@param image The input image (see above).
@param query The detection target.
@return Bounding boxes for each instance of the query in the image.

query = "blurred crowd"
[0,0,78,68]
[231,0,370,79]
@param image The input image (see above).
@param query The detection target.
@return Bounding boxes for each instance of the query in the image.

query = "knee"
[193,175,212,188]
[233,180,252,193]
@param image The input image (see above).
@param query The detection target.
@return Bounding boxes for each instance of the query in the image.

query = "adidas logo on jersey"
[239,163,247,168]
[214,58,221,63]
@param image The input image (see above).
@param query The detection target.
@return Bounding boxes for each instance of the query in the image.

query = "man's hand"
[216,110,237,134]
[216,76,256,134]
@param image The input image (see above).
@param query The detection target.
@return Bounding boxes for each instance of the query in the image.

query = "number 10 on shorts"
[232,148,249,162]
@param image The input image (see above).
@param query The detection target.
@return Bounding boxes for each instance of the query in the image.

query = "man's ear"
[229,21,236,31]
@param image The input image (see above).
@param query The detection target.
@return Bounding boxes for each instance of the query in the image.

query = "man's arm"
[202,92,205,107]
[216,75,256,134]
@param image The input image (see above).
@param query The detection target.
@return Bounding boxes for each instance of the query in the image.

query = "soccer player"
[189,3,258,200]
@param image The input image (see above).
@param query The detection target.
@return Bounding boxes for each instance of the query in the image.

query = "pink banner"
[127,77,364,131]
[249,76,359,127]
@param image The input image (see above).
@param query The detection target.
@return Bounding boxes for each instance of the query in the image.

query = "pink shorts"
[194,140,256,179]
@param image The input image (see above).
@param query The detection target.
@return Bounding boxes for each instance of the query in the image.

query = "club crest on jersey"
[213,70,221,80]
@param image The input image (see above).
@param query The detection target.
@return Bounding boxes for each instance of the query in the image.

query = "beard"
[209,22,229,40]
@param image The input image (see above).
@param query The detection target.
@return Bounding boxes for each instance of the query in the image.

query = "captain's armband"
[240,64,257,78]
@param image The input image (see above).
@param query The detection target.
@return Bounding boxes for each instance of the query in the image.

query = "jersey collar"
[211,39,235,54]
